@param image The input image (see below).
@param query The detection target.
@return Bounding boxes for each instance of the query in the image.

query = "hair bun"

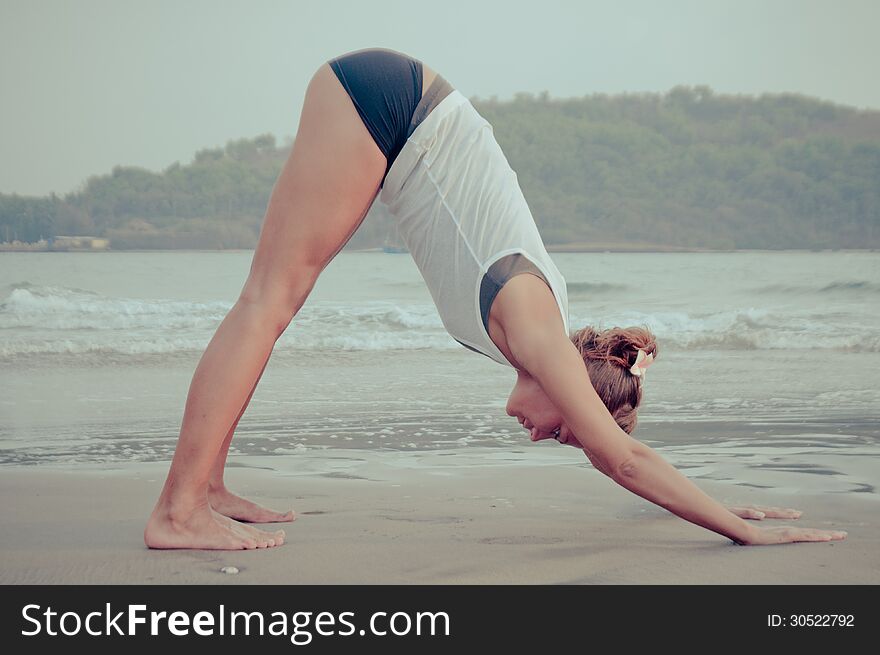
[570,324,659,434]
[572,325,658,370]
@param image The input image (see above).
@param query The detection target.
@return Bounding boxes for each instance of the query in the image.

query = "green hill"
[2,85,878,250]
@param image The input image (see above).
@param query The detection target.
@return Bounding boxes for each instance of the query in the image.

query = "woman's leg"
[144,63,387,550]
[205,353,295,523]
[208,61,440,525]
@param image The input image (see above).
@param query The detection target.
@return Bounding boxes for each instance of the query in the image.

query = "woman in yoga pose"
[144,48,847,550]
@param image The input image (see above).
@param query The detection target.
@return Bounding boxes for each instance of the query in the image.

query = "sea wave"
[751,280,880,295]
[0,283,229,330]
[2,283,878,363]
[576,306,880,352]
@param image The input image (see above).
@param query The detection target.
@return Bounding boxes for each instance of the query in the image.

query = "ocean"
[1,250,878,498]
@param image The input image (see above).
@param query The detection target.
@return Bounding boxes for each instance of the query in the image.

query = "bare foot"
[212,508,286,547]
[144,499,280,550]
[209,486,295,523]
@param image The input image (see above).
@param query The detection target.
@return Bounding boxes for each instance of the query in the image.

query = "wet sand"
[1,447,875,584]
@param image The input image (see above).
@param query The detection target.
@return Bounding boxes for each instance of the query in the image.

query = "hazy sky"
[2,0,877,196]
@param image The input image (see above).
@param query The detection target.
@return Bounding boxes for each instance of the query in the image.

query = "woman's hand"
[530,421,851,545]
[726,504,803,520]
[726,504,848,544]
[740,526,847,545]
[536,432,851,545]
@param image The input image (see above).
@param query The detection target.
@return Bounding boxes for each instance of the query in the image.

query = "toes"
[260,509,294,522]
[245,525,283,548]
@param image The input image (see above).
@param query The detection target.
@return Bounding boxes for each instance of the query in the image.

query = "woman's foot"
[208,485,295,523]
[212,508,286,547]
[144,498,283,550]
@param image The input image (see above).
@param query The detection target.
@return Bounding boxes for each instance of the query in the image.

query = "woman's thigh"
[241,62,387,311]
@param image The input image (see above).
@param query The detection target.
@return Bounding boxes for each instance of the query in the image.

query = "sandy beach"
[1,446,874,585]
[2,251,878,584]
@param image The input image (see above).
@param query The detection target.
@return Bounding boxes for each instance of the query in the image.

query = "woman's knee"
[238,266,320,333]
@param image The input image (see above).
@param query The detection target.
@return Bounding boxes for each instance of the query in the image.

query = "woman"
[144,47,847,550]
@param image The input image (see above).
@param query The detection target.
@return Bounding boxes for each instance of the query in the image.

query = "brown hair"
[570,325,658,434]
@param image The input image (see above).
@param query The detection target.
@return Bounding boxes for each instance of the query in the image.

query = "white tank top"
[378,90,570,368]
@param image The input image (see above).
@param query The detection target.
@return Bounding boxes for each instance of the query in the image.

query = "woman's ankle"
[153,486,210,522]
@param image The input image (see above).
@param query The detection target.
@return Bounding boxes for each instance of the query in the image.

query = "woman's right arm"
[509,326,847,546]
[595,438,845,545]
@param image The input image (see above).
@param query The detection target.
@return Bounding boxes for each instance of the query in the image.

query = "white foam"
[3,282,880,363]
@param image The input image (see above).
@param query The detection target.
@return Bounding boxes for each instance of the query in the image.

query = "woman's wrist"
[729,519,759,545]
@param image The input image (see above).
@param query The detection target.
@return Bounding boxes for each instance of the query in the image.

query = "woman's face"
[505,368,567,443]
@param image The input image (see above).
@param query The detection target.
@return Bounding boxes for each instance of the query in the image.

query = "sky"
[1,0,878,196]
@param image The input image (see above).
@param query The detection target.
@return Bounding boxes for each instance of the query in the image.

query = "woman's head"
[505,325,658,440]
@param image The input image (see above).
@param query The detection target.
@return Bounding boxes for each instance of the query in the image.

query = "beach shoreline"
[1,448,874,585]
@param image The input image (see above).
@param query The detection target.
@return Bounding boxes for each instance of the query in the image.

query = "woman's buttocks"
[327,48,453,186]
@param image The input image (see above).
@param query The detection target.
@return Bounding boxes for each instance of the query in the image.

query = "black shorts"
[327,47,454,187]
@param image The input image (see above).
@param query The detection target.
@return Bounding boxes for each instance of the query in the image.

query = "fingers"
[728,506,766,520]
[758,505,802,519]
[791,528,847,543]
[729,504,803,520]
[759,527,848,544]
